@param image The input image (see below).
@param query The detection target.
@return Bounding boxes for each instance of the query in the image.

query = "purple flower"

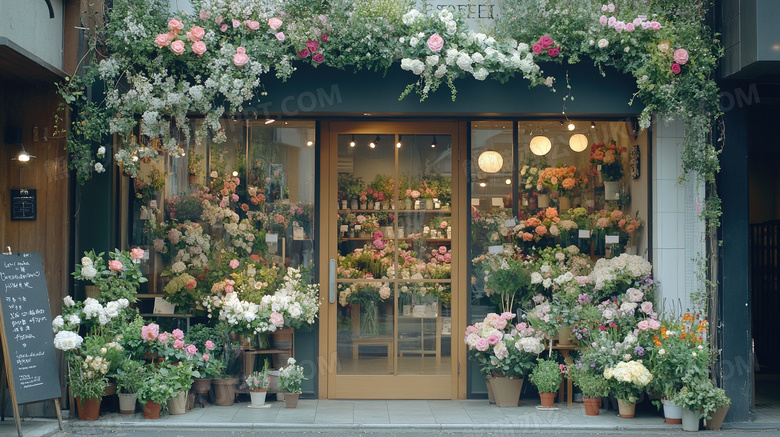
[634,346,645,356]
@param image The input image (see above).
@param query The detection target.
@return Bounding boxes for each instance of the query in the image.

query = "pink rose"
[168,18,184,33]
[275,32,285,42]
[270,312,285,327]
[158,332,169,343]
[443,253,451,262]
[599,15,608,26]
[199,10,210,20]
[426,33,444,52]
[155,33,172,48]
[268,17,283,30]
[539,35,553,48]
[625,23,635,32]
[648,319,661,330]
[230,259,240,269]
[192,41,206,56]
[205,340,215,350]
[637,320,650,331]
[532,43,543,55]
[614,21,625,32]
[141,323,159,341]
[671,62,681,74]
[641,301,654,314]
[232,19,241,28]
[650,21,662,30]
[172,328,184,340]
[306,40,320,52]
[313,53,324,63]
[220,24,228,32]
[187,26,205,42]
[173,339,185,349]
[186,344,198,355]
[233,51,249,67]
[487,333,501,345]
[673,48,689,65]
[608,16,617,27]
[202,353,210,361]
[231,193,239,202]
[439,246,447,254]
[322,34,328,43]
[246,20,260,31]
[237,46,246,55]
[297,48,310,58]
[130,247,144,259]
[108,260,123,271]
[171,40,185,55]
[475,338,489,351]
[548,47,560,57]
[215,16,223,25]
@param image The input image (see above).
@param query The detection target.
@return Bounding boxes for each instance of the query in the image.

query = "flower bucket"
[583,397,600,416]
[537,194,550,209]
[704,405,730,430]
[284,392,300,409]
[485,376,495,404]
[557,324,572,345]
[490,375,523,407]
[118,393,137,414]
[558,196,571,211]
[604,181,620,201]
[617,398,636,418]
[662,399,683,425]
[76,397,101,421]
[143,400,162,419]
[192,378,212,394]
[168,391,188,415]
[539,392,556,408]
[249,389,267,407]
[213,377,238,406]
[681,408,700,432]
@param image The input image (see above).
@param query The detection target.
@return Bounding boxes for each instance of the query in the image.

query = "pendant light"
[529,136,551,156]
[569,133,589,152]
[478,150,503,173]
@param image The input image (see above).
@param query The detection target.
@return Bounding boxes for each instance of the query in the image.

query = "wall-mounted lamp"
[396,135,402,149]
[569,134,589,152]
[306,140,314,147]
[567,122,576,131]
[479,181,487,188]
[264,119,275,124]
[12,145,36,162]
[590,121,596,129]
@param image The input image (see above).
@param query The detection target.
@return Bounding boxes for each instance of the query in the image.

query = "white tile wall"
[652,118,705,313]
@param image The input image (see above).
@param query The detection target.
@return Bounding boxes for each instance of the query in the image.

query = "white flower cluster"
[83,354,110,377]
[603,360,653,387]
[53,330,83,351]
[172,223,212,270]
[216,292,272,333]
[590,254,652,290]
[82,297,130,326]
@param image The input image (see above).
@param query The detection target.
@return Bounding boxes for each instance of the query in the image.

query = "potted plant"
[279,357,305,408]
[568,365,610,416]
[68,355,108,421]
[246,361,271,407]
[114,358,146,414]
[704,385,731,431]
[136,365,177,419]
[603,360,653,418]
[674,377,729,432]
[529,357,563,408]
[165,361,197,415]
[188,152,204,185]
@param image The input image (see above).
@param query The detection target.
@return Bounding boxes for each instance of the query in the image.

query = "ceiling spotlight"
[264,119,275,124]
[232,171,239,177]
[396,135,402,148]
[559,120,564,126]
[349,135,356,148]
[479,181,487,188]
[567,122,576,131]
[369,135,380,149]
[306,140,313,147]
[591,121,596,129]
[431,135,437,148]
[505,179,512,185]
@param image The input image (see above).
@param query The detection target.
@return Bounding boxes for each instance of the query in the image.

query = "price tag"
[578,230,591,239]
[340,225,348,233]
[142,250,150,260]
[491,197,503,207]
[354,225,362,231]
[266,233,278,243]
[488,245,503,255]
[605,235,620,244]
[471,198,480,206]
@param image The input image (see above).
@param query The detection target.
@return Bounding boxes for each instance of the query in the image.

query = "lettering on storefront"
[418,0,499,30]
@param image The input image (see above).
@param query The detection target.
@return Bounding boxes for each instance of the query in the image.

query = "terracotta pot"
[284,392,300,409]
[213,377,238,406]
[485,376,495,404]
[539,392,556,408]
[617,398,636,418]
[192,378,212,394]
[250,389,267,407]
[489,375,523,407]
[705,405,730,430]
[118,393,137,414]
[168,391,188,415]
[583,397,600,416]
[662,399,683,425]
[76,397,101,421]
[143,400,162,419]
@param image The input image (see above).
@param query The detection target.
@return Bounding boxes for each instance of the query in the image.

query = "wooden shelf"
[338,209,451,214]
[340,238,451,242]
[139,313,193,318]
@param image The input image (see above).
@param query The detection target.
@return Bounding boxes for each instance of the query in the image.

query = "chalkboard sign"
[0,252,61,405]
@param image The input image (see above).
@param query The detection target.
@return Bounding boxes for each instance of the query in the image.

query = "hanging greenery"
[57,0,722,227]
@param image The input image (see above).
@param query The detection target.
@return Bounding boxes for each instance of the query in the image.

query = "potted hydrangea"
[279,358,305,408]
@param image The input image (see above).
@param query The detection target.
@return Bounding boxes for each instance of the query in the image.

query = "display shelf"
[338,209,451,214]
[397,316,444,359]
[339,238,451,242]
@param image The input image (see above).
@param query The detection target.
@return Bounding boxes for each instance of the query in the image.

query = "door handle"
[329,259,336,303]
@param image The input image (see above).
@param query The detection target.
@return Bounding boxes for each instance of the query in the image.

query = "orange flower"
[660,327,668,339]
[683,313,694,322]
[680,332,687,340]
[653,335,662,347]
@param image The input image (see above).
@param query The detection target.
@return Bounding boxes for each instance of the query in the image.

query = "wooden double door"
[318,121,468,399]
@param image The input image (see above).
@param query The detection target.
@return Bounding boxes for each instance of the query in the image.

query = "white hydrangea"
[54,330,83,351]
[426,55,440,67]
[434,64,448,78]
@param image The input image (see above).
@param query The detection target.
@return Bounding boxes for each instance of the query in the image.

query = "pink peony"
[439,246,447,254]
[671,62,681,74]
[172,328,185,340]
[532,43,543,55]
[275,32,285,42]
[173,339,185,349]
[548,47,560,57]
[192,40,206,56]
[205,340,215,350]
[108,260,123,271]
[171,40,185,55]
[268,17,283,30]
[232,19,241,28]
[186,344,198,355]
[313,53,324,63]
[168,18,184,32]
[141,323,159,341]
[155,33,172,48]
[158,332,169,343]
[673,48,689,65]
[130,247,144,259]
[426,33,444,52]
[539,35,554,48]
[270,311,285,327]
[443,253,451,262]
[202,353,210,361]
[187,26,205,42]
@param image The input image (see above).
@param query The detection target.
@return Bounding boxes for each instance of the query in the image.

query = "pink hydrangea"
[270,311,284,327]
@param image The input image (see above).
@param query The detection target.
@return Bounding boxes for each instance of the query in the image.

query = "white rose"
[445,20,457,35]
[409,37,419,47]
[81,257,92,267]
[63,295,75,307]
[542,278,552,289]
[52,315,64,331]
[97,146,106,156]
[410,60,425,75]
[473,67,488,81]
[434,64,448,78]
[472,52,484,64]
[658,349,666,355]
[598,38,609,49]
[94,162,105,173]
[81,265,97,279]
[426,55,440,67]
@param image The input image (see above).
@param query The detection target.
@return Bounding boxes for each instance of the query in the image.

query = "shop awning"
[0,37,65,83]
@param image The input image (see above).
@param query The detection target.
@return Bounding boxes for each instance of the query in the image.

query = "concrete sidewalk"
[4,398,779,436]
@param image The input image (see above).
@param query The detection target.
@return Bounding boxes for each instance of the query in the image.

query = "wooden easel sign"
[0,249,63,436]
